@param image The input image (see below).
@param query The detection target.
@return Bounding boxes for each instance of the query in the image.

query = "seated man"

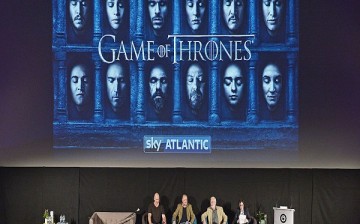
[148,193,167,224]
[201,196,227,224]
[172,194,196,224]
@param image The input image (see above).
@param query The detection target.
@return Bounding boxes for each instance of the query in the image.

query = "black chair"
[142,213,149,224]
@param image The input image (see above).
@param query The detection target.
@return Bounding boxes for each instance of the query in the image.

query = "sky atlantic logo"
[144,136,211,153]
[98,34,254,64]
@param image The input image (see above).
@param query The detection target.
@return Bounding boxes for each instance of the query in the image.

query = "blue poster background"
[52,0,299,150]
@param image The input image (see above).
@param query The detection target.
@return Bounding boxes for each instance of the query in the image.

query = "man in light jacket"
[201,196,228,224]
[172,194,196,224]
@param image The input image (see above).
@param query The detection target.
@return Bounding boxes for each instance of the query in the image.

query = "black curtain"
[312,170,360,223]
[0,168,79,224]
[0,168,359,224]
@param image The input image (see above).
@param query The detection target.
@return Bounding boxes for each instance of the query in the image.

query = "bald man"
[148,193,167,224]
[106,62,127,113]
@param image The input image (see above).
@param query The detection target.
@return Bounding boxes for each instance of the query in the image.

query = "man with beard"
[172,194,196,224]
[149,65,169,115]
[68,0,91,42]
[186,63,206,114]
[148,0,168,37]
[222,0,245,33]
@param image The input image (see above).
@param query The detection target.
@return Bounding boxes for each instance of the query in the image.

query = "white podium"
[273,207,295,224]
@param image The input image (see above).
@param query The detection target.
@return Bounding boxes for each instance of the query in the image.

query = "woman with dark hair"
[233,200,256,224]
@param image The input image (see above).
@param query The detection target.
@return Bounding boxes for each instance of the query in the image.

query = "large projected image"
[52,0,299,151]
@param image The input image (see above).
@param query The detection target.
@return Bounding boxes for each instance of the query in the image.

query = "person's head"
[70,64,91,111]
[223,64,244,109]
[262,0,285,36]
[222,0,244,32]
[106,0,125,33]
[106,62,127,112]
[149,65,168,114]
[262,63,282,111]
[186,64,206,113]
[182,194,188,207]
[69,0,90,32]
[239,200,245,211]
[210,196,217,209]
[185,0,206,33]
[148,0,168,35]
[154,193,160,204]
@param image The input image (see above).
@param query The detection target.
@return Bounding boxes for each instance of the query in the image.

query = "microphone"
[118,208,140,224]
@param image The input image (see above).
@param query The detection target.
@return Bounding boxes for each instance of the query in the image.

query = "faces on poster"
[185,0,206,33]
[223,64,244,109]
[186,63,206,113]
[68,0,286,38]
[70,64,91,111]
[222,0,245,32]
[69,0,90,33]
[67,60,285,119]
[149,65,169,114]
[106,62,127,112]
[262,0,285,36]
[106,0,125,33]
[148,0,168,36]
[262,63,282,111]
[64,2,289,120]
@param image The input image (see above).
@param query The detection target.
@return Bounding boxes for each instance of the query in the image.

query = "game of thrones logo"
[98,34,254,64]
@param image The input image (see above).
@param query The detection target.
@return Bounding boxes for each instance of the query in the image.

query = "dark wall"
[0,168,79,224]
[0,168,359,224]
[311,170,360,223]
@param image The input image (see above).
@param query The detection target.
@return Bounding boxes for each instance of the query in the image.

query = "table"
[89,212,136,224]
